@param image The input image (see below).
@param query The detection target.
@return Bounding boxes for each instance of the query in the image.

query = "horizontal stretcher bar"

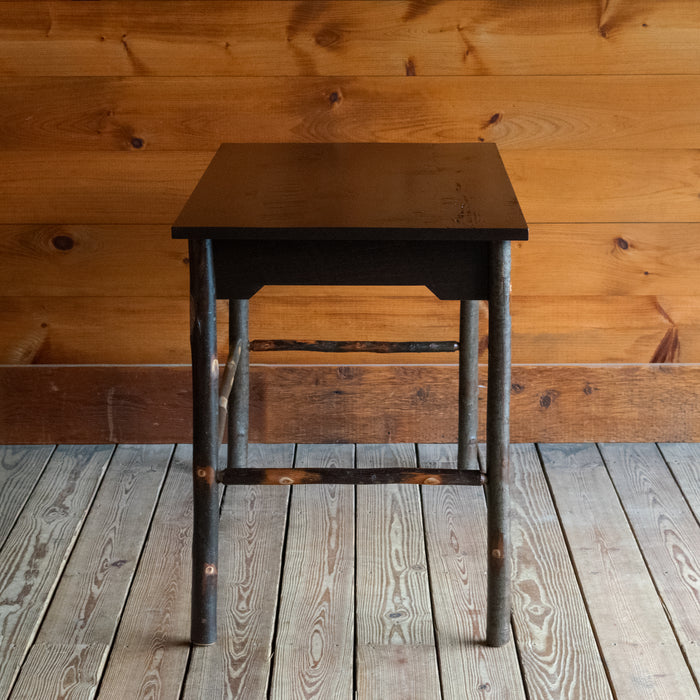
[216,467,486,486]
[249,340,459,353]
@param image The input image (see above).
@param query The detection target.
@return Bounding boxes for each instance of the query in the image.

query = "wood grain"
[513,224,700,297]
[3,76,700,151]
[505,443,612,699]
[2,224,700,298]
[0,224,189,297]
[0,445,114,698]
[540,444,697,698]
[0,445,54,548]
[10,444,172,700]
[97,444,198,700]
[8,644,108,700]
[0,150,698,225]
[355,444,441,699]
[184,444,293,700]
[0,151,209,225]
[3,294,700,365]
[2,364,700,444]
[1,1,698,77]
[658,443,700,521]
[270,444,355,700]
[419,444,525,699]
[502,150,700,224]
[599,443,700,681]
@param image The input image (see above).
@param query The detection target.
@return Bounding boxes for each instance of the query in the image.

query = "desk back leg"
[486,239,512,646]
[457,299,480,471]
[189,238,220,645]
[228,299,250,470]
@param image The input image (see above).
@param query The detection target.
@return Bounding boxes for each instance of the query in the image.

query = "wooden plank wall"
[1,1,699,442]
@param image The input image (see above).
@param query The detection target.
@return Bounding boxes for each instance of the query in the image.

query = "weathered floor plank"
[10,444,173,700]
[0,445,114,699]
[658,442,700,521]
[508,444,612,699]
[0,445,54,549]
[97,444,198,700]
[540,443,698,699]
[356,444,441,700]
[419,443,525,699]
[183,444,293,700]
[269,444,355,700]
[600,443,700,688]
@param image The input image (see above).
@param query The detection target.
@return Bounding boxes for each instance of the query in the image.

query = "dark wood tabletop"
[172,143,527,242]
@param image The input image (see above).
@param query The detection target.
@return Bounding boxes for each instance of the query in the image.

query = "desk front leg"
[189,238,220,645]
[486,239,512,647]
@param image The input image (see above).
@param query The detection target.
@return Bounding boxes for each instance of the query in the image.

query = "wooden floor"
[0,444,698,699]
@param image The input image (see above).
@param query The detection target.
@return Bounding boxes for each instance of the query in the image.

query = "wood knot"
[329,89,343,107]
[539,390,559,409]
[278,476,294,485]
[483,112,503,128]
[204,564,217,576]
[423,476,441,485]
[52,235,74,251]
[315,26,341,48]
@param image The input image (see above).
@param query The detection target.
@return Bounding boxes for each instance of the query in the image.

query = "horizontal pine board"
[2,76,699,151]
[0,151,698,224]
[1,364,698,444]
[0,1,698,76]
[0,225,189,297]
[504,150,700,224]
[1,294,696,364]
[2,224,698,298]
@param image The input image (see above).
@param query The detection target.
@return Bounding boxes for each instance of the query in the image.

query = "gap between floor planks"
[0,443,698,699]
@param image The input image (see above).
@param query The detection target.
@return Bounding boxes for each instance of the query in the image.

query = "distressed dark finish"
[173,144,527,240]
[185,143,525,300]
[212,239,490,300]
[249,340,459,353]
[175,143,527,647]
[216,467,485,486]
[188,238,220,645]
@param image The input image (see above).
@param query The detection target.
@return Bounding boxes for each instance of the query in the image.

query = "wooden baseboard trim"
[0,364,697,444]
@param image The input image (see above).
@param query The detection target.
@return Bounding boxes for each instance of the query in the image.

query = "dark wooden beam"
[1,364,698,444]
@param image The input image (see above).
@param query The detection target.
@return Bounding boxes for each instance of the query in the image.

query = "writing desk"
[173,142,528,648]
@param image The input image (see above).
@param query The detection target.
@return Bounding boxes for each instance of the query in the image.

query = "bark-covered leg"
[189,238,220,645]
[486,240,512,647]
